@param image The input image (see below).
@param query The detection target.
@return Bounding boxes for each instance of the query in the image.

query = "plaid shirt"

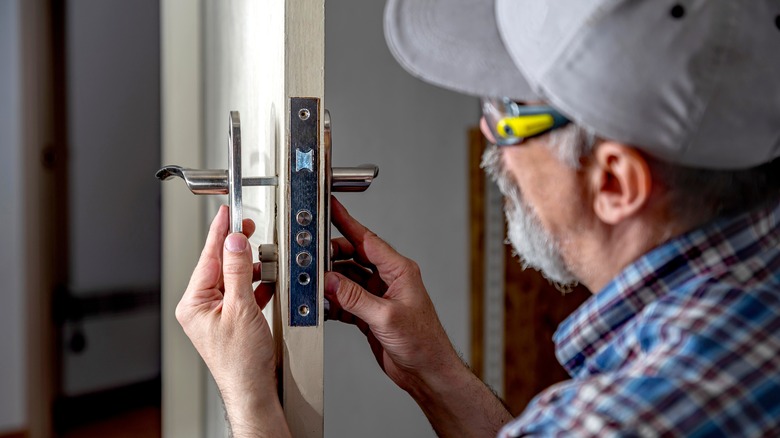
[500,200,780,437]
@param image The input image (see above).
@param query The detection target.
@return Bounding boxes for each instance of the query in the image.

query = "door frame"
[160,0,207,436]
[21,0,57,436]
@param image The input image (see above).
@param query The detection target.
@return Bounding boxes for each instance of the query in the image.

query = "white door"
[162,1,325,437]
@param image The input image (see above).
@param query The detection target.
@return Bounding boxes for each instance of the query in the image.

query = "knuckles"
[337,278,365,312]
[403,258,421,278]
[174,299,190,326]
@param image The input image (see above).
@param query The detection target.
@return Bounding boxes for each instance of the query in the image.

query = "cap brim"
[384,0,536,101]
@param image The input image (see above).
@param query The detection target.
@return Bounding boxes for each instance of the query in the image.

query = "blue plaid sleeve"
[500,282,780,437]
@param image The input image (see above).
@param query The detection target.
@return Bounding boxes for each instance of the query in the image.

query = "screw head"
[299,108,310,121]
[296,252,313,267]
[298,304,310,316]
[296,210,313,226]
[296,231,312,247]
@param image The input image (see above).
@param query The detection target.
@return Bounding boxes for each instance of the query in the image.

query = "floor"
[61,407,161,438]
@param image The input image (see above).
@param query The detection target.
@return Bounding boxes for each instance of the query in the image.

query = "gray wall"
[0,2,161,429]
[62,0,161,396]
[324,1,479,436]
[0,0,25,432]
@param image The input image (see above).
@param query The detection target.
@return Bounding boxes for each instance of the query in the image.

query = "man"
[175,0,780,436]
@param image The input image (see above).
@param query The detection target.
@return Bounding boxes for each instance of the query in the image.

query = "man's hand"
[325,198,512,437]
[176,205,290,438]
[326,198,462,392]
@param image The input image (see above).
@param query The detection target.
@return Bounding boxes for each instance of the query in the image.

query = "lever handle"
[156,164,373,193]
[331,165,379,192]
[228,111,242,233]
[156,166,279,194]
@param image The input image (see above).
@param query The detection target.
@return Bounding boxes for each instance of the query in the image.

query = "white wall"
[0,0,26,432]
[324,1,479,436]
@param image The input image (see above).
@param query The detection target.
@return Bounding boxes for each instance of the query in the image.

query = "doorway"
[50,0,162,435]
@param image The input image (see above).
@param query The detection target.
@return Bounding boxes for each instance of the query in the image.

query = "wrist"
[405,357,513,438]
[222,385,290,438]
[405,352,474,403]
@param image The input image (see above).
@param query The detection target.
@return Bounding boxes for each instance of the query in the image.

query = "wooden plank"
[468,128,486,379]
[19,0,57,436]
[503,249,590,414]
[279,1,325,436]
[160,1,206,437]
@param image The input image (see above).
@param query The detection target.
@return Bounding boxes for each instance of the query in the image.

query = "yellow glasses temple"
[496,114,555,139]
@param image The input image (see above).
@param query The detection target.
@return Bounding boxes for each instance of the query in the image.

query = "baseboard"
[0,430,27,438]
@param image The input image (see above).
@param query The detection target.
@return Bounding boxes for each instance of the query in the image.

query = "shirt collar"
[553,200,780,377]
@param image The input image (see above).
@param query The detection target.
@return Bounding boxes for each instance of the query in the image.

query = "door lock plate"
[289,98,320,326]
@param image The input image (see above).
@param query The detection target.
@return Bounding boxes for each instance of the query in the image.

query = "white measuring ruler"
[483,175,505,398]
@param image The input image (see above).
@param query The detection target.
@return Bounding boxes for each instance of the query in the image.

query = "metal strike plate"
[290,98,320,326]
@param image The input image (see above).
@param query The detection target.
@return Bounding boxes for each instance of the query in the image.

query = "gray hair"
[545,124,780,224]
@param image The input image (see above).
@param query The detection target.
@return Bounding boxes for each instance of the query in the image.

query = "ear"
[590,142,653,225]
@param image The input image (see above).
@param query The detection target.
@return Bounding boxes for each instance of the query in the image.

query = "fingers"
[325,300,368,334]
[188,205,229,292]
[332,237,377,273]
[252,262,264,283]
[254,283,275,309]
[332,261,388,297]
[222,232,255,310]
[242,218,256,239]
[324,271,385,326]
[187,207,256,293]
[333,261,373,285]
[331,197,410,283]
[331,237,356,261]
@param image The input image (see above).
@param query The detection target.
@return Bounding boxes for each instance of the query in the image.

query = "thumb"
[222,233,254,310]
[325,272,384,325]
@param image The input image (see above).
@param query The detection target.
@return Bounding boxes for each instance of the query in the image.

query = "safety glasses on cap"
[481,97,570,146]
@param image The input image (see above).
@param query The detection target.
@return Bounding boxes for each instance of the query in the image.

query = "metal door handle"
[156,165,375,193]
[155,166,279,194]
[156,108,380,289]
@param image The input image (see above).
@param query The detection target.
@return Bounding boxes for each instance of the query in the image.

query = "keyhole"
[670,4,685,19]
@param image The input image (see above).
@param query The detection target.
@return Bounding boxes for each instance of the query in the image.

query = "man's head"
[480,115,780,290]
[384,0,780,290]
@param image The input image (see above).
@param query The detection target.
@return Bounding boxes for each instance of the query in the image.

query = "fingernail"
[325,273,339,293]
[225,233,247,253]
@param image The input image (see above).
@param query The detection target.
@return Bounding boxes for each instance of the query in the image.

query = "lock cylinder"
[258,244,278,283]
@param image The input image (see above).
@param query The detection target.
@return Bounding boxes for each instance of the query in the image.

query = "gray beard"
[481,146,578,289]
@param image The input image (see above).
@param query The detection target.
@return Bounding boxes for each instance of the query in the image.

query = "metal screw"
[298,272,311,285]
[296,231,312,247]
[296,210,312,226]
[298,108,310,121]
[298,304,310,316]
[296,252,313,267]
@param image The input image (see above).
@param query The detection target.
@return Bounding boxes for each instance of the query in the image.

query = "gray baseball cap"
[384,0,780,170]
